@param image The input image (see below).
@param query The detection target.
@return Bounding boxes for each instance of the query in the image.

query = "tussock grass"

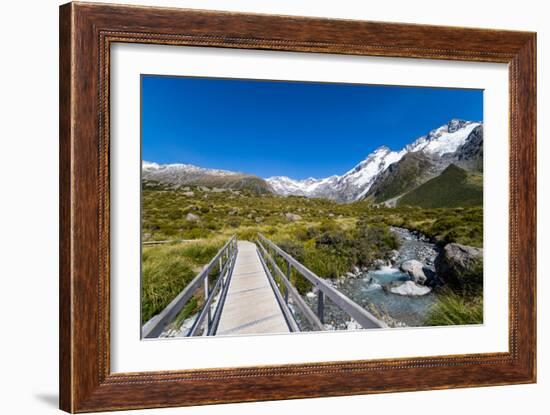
[141,182,484,325]
[425,291,483,326]
[141,238,224,324]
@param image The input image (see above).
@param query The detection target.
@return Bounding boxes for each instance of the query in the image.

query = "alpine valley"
[141,118,485,331]
[143,119,483,208]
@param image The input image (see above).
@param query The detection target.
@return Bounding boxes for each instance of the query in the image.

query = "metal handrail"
[258,234,387,329]
[207,252,237,336]
[142,236,238,338]
[257,245,301,332]
[188,250,236,336]
[257,240,324,331]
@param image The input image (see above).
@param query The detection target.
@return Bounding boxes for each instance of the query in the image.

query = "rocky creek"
[303,227,440,329]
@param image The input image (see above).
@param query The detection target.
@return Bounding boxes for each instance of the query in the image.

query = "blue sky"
[142,75,483,179]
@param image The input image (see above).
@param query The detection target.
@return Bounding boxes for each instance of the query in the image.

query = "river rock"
[373,259,387,269]
[186,213,200,222]
[387,281,431,296]
[399,260,428,284]
[435,243,483,292]
[285,212,302,222]
[346,320,363,330]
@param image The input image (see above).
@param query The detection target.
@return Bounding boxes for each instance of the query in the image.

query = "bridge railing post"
[219,254,223,289]
[285,260,291,304]
[257,233,387,330]
[142,235,237,338]
[317,291,325,324]
[204,276,211,333]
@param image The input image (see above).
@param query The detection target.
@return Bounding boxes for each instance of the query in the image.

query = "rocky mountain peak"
[267,119,483,203]
[143,119,483,204]
[447,118,469,133]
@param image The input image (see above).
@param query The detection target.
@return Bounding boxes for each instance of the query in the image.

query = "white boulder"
[186,213,200,222]
[284,212,302,222]
[388,281,431,296]
[399,260,428,284]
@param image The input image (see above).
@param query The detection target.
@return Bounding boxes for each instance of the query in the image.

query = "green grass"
[172,295,201,328]
[141,181,484,325]
[366,206,483,248]
[143,181,482,251]
[425,291,483,326]
[398,164,483,208]
[141,238,224,324]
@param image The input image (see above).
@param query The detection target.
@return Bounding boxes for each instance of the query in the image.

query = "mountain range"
[142,161,272,194]
[142,118,483,207]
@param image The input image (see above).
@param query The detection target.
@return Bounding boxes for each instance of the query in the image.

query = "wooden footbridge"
[142,235,386,338]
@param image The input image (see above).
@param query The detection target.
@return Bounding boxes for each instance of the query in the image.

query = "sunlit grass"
[141,238,224,324]
[425,291,483,326]
[141,182,484,326]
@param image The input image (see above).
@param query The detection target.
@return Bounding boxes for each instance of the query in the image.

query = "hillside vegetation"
[142,180,483,248]
[141,180,483,326]
[367,152,434,203]
[398,164,483,208]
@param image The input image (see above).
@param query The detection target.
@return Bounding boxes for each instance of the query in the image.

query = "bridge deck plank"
[216,241,290,336]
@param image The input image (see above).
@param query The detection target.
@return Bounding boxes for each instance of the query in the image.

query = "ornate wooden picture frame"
[59,2,536,412]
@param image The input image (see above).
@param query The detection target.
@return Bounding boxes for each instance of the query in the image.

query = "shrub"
[276,240,306,263]
[226,217,241,228]
[304,246,350,279]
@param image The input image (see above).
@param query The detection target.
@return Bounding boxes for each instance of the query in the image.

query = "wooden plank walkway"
[216,241,290,336]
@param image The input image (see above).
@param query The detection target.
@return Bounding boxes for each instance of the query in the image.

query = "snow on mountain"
[266,146,406,203]
[142,119,482,203]
[406,120,481,156]
[142,161,240,177]
[266,175,338,197]
[142,161,161,170]
[266,119,482,202]
[345,147,407,200]
[141,161,274,194]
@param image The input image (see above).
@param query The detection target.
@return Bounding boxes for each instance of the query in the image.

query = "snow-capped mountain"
[143,119,482,203]
[142,161,273,194]
[405,119,481,156]
[143,161,242,179]
[267,146,406,203]
[267,119,482,203]
[266,175,338,197]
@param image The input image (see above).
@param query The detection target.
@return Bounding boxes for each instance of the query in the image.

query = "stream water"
[303,227,440,329]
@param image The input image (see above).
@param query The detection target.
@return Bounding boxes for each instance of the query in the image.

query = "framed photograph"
[59,2,536,412]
